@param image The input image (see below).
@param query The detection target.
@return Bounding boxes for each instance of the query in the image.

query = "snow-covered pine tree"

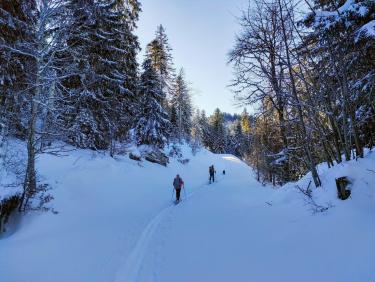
[191,109,203,151]
[147,25,175,96]
[169,104,178,132]
[190,109,212,150]
[169,69,193,141]
[135,58,171,148]
[58,0,140,151]
[56,0,99,149]
[210,108,226,153]
[198,110,213,150]
[0,0,37,139]
[123,0,141,29]
[233,119,245,157]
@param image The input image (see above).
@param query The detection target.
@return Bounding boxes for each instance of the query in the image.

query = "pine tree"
[147,25,175,94]
[210,108,226,153]
[0,0,37,139]
[233,120,245,157]
[191,109,202,147]
[197,110,213,150]
[170,69,193,141]
[169,104,178,131]
[58,0,140,151]
[124,0,141,29]
[135,58,171,147]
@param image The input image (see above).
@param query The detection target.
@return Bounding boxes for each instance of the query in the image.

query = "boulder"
[129,153,141,161]
[0,195,21,233]
[144,150,169,166]
[178,158,189,165]
[335,177,351,200]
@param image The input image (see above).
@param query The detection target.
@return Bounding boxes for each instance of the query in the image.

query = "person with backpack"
[173,174,184,202]
[209,165,215,183]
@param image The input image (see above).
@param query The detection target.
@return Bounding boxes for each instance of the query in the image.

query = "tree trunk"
[340,70,363,158]
[277,108,290,183]
[19,90,39,212]
[322,141,334,168]
[271,51,289,183]
[19,37,41,211]
[277,0,321,187]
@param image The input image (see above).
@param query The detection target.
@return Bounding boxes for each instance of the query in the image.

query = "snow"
[315,0,368,19]
[357,20,375,38]
[313,0,373,34]
[1,144,375,282]
[0,139,25,201]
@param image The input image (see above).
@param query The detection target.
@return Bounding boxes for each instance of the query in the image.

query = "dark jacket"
[173,176,184,190]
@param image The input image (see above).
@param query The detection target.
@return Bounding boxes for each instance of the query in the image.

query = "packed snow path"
[114,155,241,282]
[1,146,375,282]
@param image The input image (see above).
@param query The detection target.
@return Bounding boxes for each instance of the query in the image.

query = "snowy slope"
[1,146,375,282]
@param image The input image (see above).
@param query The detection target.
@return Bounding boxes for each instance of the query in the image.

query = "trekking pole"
[183,185,187,200]
[171,187,175,201]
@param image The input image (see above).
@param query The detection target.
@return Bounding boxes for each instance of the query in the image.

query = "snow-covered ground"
[1,145,375,282]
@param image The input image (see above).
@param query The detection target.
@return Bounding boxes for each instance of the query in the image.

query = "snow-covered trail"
[1,146,375,282]
[121,154,274,282]
[114,155,234,282]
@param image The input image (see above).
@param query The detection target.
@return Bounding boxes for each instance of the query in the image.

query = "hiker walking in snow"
[209,165,215,183]
[173,174,184,202]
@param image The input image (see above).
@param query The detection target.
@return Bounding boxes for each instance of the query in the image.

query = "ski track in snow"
[113,181,212,282]
[113,206,173,282]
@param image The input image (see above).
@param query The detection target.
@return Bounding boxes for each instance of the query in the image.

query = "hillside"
[1,145,375,282]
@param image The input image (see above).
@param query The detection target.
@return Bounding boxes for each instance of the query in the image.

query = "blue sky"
[136,0,250,115]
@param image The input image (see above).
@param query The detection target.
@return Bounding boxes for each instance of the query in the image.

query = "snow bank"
[273,148,375,208]
[0,139,25,201]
